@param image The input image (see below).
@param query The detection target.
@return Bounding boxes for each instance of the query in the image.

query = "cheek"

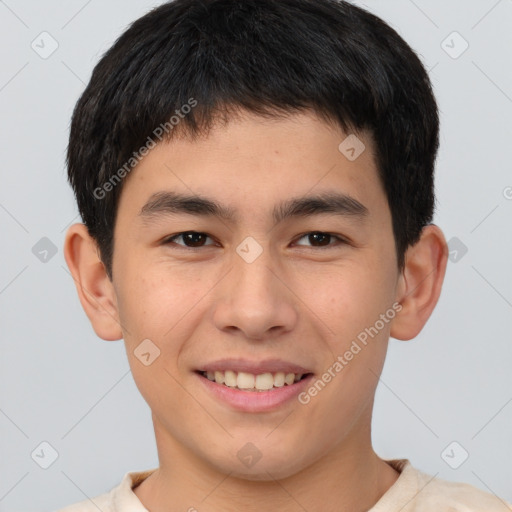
[301,277,393,438]
[309,266,397,417]
[312,261,395,343]
[116,276,166,336]
[115,267,200,407]
[115,260,210,353]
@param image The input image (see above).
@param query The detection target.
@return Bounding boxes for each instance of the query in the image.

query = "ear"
[63,223,123,341]
[390,224,448,341]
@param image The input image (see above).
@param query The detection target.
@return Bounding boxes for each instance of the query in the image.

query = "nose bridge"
[212,237,297,338]
[231,236,277,303]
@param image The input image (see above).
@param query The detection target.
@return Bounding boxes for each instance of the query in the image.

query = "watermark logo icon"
[338,134,366,161]
[441,31,469,59]
[236,236,263,264]
[447,236,468,263]
[441,441,469,469]
[237,442,262,468]
[31,441,59,469]
[32,237,58,263]
[134,339,161,366]
[31,31,59,59]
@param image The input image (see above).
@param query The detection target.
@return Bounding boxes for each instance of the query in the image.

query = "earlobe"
[390,224,448,341]
[63,223,123,341]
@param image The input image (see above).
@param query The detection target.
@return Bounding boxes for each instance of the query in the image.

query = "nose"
[212,242,298,341]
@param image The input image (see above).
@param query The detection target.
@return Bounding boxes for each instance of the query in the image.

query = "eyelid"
[163,231,218,248]
[292,232,350,248]
[163,231,350,249]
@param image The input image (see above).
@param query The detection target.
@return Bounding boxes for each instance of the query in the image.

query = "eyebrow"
[139,190,369,225]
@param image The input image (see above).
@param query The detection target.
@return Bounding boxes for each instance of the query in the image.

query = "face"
[111,110,402,480]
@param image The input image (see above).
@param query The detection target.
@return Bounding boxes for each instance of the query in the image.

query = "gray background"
[0,0,511,510]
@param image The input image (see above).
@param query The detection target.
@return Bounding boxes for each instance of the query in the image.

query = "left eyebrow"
[138,190,369,225]
[273,192,369,224]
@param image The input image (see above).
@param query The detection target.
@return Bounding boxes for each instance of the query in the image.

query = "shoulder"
[54,491,112,512]
[54,469,155,512]
[381,459,512,512]
[413,465,512,511]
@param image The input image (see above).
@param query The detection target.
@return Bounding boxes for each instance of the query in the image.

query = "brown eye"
[165,231,215,248]
[295,231,346,248]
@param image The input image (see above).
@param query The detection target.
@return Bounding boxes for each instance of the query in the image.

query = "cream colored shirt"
[56,459,512,511]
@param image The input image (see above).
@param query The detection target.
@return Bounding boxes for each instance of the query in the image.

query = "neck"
[134,418,399,512]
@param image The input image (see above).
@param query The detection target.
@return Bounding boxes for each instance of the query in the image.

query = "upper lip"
[198,358,313,375]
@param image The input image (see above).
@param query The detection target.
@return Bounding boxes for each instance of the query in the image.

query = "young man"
[59,0,511,510]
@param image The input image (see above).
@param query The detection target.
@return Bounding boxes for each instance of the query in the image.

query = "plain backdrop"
[0,0,511,510]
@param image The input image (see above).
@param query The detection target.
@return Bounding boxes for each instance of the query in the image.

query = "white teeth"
[203,370,308,390]
[255,373,274,390]
[224,370,237,387]
[284,373,295,385]
[273,372,285,387]
[237,371,255,389]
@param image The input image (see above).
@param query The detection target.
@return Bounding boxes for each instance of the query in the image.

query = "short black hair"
[67,0,439,278]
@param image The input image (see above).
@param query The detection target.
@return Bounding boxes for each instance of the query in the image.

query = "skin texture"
[64,110,448,512]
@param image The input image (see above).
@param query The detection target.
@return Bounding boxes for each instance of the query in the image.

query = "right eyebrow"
[139,191,238,223]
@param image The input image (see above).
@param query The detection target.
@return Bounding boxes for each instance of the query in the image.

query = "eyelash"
[162,231,350,250]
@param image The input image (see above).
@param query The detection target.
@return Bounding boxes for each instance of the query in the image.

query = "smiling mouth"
[197,370,312,392]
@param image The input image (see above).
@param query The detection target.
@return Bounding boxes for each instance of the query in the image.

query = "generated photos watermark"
[298,301,403,405]
[93,97,198,200]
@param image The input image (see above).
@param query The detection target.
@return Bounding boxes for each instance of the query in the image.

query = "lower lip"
[196,373,314,413]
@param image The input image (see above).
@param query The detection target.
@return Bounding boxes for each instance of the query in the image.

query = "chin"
[204,448,311,482]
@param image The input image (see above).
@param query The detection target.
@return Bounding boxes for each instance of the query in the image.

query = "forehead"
[117,110,388,225]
